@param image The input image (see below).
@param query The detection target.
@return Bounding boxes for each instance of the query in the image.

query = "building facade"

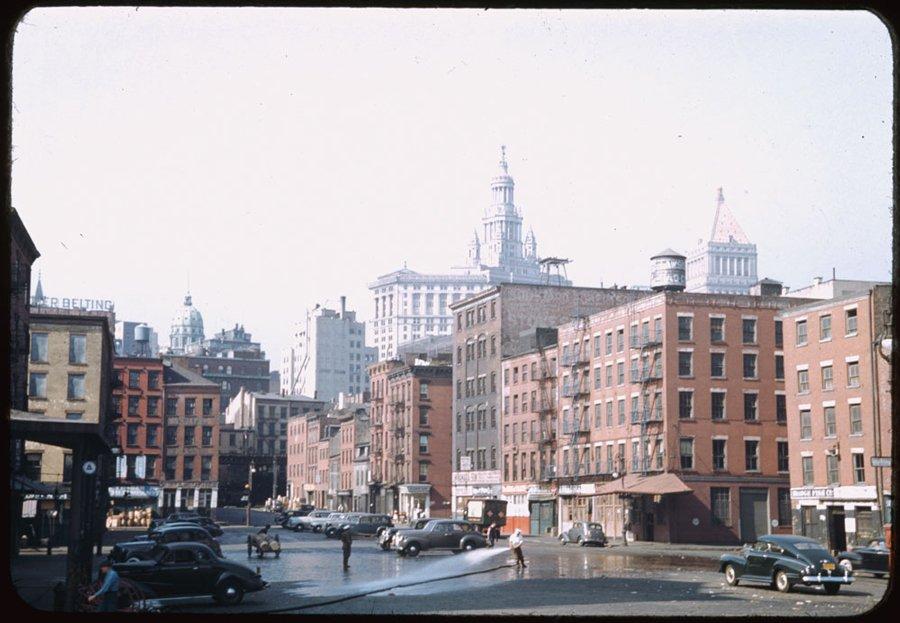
[280,297,377,401]
[369,147,572,362]
[168,293,204,354]
[450,284,651,518]
[779,286,892,551]
[685,188,759,295]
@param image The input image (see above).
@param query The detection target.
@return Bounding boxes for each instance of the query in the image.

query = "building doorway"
[828,507,847,553]
[529,501,556,536]
[739,488,769,543]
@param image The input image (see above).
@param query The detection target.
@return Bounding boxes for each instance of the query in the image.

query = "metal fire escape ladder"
[630,306,664,475]
[567,315,591,482]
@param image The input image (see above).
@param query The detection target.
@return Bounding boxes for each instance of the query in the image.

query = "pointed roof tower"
[710,187,750,244]
[34,270,44,302]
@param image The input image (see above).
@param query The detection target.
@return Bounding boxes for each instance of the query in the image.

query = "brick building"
[110,357,165,511]
[779,285,892,551]
[554,290,811,544]
[160,361,220,513]
[450,283,651,517]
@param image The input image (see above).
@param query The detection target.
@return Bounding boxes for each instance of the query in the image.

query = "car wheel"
[405,543,421,557]
[838,559,853,573]
[215,579,245,606]
[823,584,841,595]
[578,537,586,547]
[874,573,885,579]
[559,536,567,546]
[774,570,792,593]
[463,541,476,552]
[313,526,321,533]
[126,557,142,563]
[381,542,391,551]
[724,564,739,586]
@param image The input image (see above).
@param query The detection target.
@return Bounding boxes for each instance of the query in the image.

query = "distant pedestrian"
[488,522,500,547]
[87,559,119,612]
[340,525,353,569]
[508,528,526,568]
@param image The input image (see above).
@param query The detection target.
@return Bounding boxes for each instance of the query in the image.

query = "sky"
[11,7,893,362]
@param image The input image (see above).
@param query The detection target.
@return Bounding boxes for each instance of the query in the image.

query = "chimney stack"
[340,296,347,318]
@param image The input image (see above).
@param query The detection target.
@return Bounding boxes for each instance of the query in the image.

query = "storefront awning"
[595,473,692,496]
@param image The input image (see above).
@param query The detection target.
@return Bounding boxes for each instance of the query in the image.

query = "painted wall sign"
[32,296,114,312]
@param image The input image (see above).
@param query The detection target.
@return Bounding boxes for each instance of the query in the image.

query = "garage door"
[739,488,770,543]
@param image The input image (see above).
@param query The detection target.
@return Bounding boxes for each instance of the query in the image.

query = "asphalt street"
[163,525,891,616]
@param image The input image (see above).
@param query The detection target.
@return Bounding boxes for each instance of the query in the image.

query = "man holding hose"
[508,528,526,568]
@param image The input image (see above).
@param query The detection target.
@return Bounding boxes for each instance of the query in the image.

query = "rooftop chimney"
[340,296,347,318]
[813,276,823,286]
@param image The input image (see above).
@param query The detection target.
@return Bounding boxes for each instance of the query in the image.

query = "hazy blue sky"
[12,8,892,361]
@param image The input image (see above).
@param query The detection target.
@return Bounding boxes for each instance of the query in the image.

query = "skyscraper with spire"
[685,187,759,294]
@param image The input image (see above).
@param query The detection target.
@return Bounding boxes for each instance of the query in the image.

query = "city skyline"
[12,8,892,362]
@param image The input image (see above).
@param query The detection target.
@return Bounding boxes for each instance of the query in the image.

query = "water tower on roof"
[650,248,686,292]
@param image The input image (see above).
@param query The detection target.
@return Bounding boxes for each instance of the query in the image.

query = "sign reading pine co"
[871,456,892,468]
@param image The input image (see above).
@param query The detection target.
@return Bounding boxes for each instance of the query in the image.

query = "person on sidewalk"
[340,525,353,570]
[87,559,119,612]
[487,522,500,547]
[508,528,526,568]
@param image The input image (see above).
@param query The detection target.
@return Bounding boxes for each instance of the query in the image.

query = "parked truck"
[464,498,508,530]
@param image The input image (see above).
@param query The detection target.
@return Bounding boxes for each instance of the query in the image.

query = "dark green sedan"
[719,535,853,595]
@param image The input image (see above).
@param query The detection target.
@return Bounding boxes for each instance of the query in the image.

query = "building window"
[776,394,786,423]
[202,399,213,416]
[147,425,159,447]
[711,487,730,525]
[847,361,860,387]
[184,427,195,446]
[679,438,694,470]
[797,369,809,393]
[606,402,613,427]
[775,355,784,380]
[165,457,176,480]
[418,462,429,483]
[710,318,725,343]
[849,403,863,435]
[743,393,758,422]
[710,352,725,378]
[745,439,759,471]
[711,392,726,420]
[853,453,865,483]
[128,395,140,416]
[69,334,87,364]
[202,426,213,446]
[678,391,693,419]
[201,456,212,481]
[166,397,178,416]
[30,333,49,363]
[147,396,160,417]
[419,434,429,454]
[796,320,808,345]
[742,318,757,344]
[800,410,812,440]
[802,456,814,485]
[617,398,625,425]
[678,316,693,341]
[712,439,726,470]
[183,456,194,480]
[165,426,178,446]
[126,424,139,446]
[67,374,86,400]
[742,354,757,379]
[823,406,836,437]
[826,454,839,484]
[29,372,48,398]
[127,370,141,388]
[616,328,624,352]
[148,371,160,389]
[820,315,832,340]
[678,352,692,377]
[845,308,858,335]
[821,365,834,391]
[616,362,625,385]
[777,488,791,526]
[185,398,196,416]
[776,440,789,472]
[605,333,613,355]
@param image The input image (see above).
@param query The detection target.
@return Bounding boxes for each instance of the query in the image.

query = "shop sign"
[871,456,892,468]
[559,483,596,496]
[452,470,501,486]
[791,485,876,501]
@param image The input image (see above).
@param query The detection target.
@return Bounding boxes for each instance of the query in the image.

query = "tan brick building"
[779,285,892,551]
[554,290,810,544]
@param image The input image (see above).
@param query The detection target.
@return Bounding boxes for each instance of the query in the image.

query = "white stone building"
[685,188,759,294]
[280,297,378,402]
[168,292,205,354]
[369,147,571,362]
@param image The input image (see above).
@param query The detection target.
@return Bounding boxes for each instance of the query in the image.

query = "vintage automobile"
[393,519,487,557]
[326,514,393,538]
[111,525,222,562]
[114,542,266,606]
[837,539,889,577]
[161,519,224,538]
[276,506,315,528]
[287,509,334,532]
[149,511,204,531]
[324,513,376,537]
[322,512,363,537]
[307,512,345,533]
[719,535,853,594]
[378,518,431,550]
[247,527,281,558]
[559,522,608,547]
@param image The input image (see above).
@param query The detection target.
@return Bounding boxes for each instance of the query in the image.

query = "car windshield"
[586,523,604,531]
[793,542,830,556]
[868,540,887,549]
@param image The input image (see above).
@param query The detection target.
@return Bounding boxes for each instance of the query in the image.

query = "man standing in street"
[87,559,119,612]
[487,522,500,547]
[340,525,353,570]
[508,528,526,568]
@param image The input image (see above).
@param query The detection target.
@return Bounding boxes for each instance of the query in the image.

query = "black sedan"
[559,522,608,547]
[837,539,890,577]
[111,525,222,562]
[719,535,853,594]
[114,543,266,606]
[378,518,431,550]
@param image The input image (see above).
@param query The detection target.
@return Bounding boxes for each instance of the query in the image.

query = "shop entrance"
[739,488,769,543]
[529,501,556,536]
[828,507,847,553]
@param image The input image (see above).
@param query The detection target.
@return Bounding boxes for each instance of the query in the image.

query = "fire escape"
[630,320,664,474]
[563,316,591,481]
[537,340,557,482]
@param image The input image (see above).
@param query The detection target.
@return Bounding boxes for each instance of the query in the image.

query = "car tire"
[215,579,245,606]
[404,543,421,557]
[874,573,885,579]
[774,570,792,593]
[578,538,586,547]
[559,536,567,546]
[823,584,841,595]
[724,564,739,586]
[838,559,853,573]
[463,541,476,552]
[126,557,142,563]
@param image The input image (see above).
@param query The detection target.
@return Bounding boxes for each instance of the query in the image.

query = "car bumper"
[800,575,854,584]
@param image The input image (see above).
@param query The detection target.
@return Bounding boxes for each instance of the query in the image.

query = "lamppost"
[47,486,60,556]
[246,461,256,527]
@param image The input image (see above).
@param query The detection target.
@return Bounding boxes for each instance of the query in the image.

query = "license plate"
[822,563,835,570]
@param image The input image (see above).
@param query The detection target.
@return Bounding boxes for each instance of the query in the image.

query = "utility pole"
[246,459,255,527]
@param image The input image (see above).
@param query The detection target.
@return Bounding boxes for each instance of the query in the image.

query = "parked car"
[111,525,222,562]
[393,520,487,557]
[114,542,266,606]
[559,522,608,547]
[378,518,431,550]
[837,539,889,577]
[149,511,205,531]
[276,506,315,527]
[719,535,853,594]
[159,518,223,537]
[327,514,392,538]
[323,513,366,537]
[307,512,345,533]
[287,510,334,532]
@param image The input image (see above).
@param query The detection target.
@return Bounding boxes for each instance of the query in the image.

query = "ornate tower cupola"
[489,145,516,216]
[524,227,537,258]
[467,229,481,266]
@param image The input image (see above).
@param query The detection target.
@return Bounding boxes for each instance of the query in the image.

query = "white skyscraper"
[168,292,205,354]
[368,147,571,361]
[685,188,759,294]
[280,296,378,402]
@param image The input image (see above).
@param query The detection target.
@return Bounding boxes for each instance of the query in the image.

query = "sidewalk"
[526,534,737,559]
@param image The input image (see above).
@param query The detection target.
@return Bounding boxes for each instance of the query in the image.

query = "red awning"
[594,473,692,496]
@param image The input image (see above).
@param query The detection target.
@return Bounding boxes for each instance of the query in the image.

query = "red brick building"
[111,357,165,510]
[160,361,220,513]
[554,290,809,544]
[779,285,892,551]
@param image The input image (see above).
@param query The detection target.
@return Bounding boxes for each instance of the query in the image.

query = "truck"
[464,498,508,529]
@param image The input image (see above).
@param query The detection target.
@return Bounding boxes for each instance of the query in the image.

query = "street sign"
[82,460,97,475]
[871,456,892,468]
